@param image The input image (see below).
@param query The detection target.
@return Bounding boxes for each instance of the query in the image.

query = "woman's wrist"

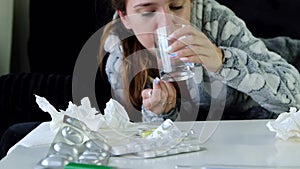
[161,106,177,120]
[217,47,224,63]
[161,101,176,114]
[212,45,224,73]
[141,102,179,122]
[162,97,180,120]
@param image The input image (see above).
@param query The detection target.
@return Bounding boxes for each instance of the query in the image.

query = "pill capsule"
[78,159,100,165]
[40,155,69,167]
[82,150,107,158]
[97,155,106,161]
[53,142,79,157]
[81,150,100,156]
[100,151,109,158]
[61,126,84,144]
[83,151,109,161]
[65,116,87,131]
[48,153,74,161]
[85,140,111,152]
[78,153,98,161]
[78,154,108,165]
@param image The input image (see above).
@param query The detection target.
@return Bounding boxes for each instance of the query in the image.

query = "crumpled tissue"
[266,107,300,140]
[35,95,133,132]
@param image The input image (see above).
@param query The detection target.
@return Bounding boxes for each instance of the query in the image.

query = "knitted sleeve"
[203,0,300,114]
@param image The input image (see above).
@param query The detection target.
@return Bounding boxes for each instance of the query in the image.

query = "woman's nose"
[157,10,176,27]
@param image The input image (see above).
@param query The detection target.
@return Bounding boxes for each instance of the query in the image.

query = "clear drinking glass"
[154,24,194,82]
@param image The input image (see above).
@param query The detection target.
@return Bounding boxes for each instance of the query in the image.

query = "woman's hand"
[167,24,224,72]
[141,78,176,115]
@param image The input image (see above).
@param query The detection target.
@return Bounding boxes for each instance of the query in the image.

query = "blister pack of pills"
[135,137,203,158]
[109,119,203,158]
[36,116,203,168]
[110,130,203,158]
[35,115,112,169]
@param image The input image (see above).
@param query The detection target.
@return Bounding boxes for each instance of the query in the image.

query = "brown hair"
[99,0,158,112]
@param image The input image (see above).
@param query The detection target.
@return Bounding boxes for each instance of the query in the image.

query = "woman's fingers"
[142,78,164,113]
[167,25,224,72]
[151,78,160,97]
[169,34,204,52]
[142,78,177,114]
[141,89,152,99]
[141,89,153,108]
[160,80,176,110]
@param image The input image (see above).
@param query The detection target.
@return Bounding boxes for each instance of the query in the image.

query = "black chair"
[217,0,300,39]
[0,0,114,159]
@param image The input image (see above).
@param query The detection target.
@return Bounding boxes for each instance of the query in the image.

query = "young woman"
[99,0,300,122]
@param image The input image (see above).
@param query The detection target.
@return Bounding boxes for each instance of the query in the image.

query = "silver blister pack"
[110,119,203,158]
[35,115,112,169]
[135,137,203,158]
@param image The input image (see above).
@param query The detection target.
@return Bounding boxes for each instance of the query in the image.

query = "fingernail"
[164,46,172,52]
[178,35,186,41]
[180,57,189,61]
[167,34,174,40]
[154,77,160,85]
[169,53,177,57]
[148,90,152,96]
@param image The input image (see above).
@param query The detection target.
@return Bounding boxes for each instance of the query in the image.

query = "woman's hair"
[99,0,159,112]
[111,0,126,12]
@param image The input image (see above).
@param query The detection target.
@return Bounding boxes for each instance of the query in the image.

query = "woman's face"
[119,0,191,52]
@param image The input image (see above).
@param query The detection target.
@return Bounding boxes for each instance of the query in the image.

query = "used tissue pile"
[266,107,300,140]
[35,95,134,132]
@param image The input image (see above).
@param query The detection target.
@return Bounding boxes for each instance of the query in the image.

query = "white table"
[1,120,300,169]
